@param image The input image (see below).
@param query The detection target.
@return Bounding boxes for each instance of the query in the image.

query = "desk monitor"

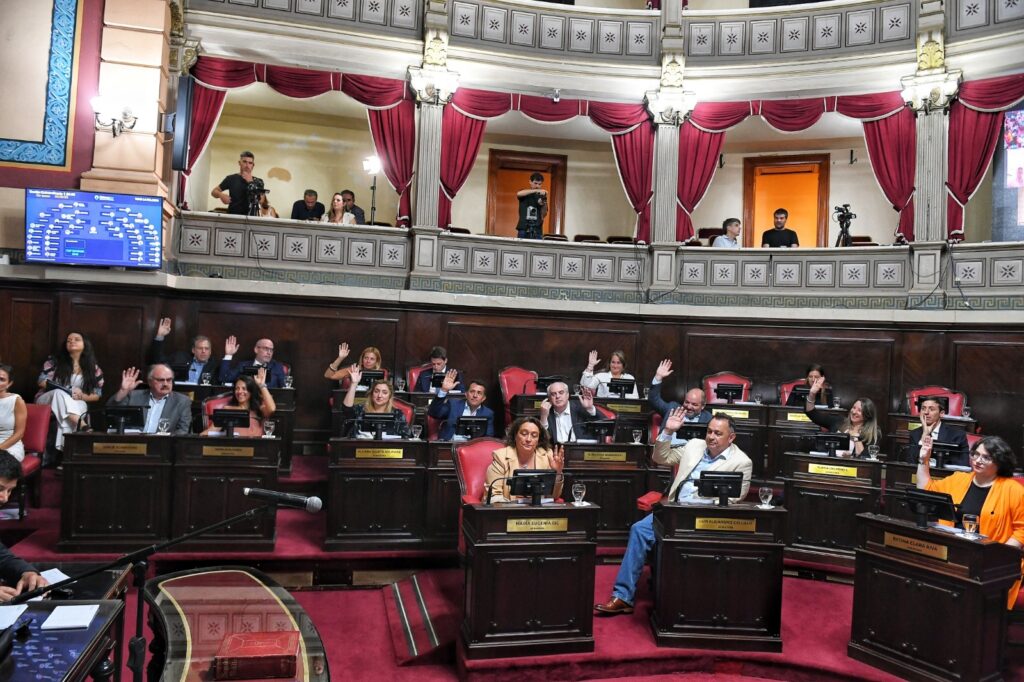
[581,419,616,443]
[456,416,489,439]
[169,363,191,383]
[535,375,567,395]
[359,411,398,440]
[357,370,385,390]
[697,470,744,507]
[902,488,958,529]
[788,385,811,405]
[105,406,145,435]
[929,441,966,468]
[239,364,260,377]
[677,423,707,442]
[508,469,557,507]
[430,372,446,389]
[714,383,744,404]
[607,377,635,398]
[211,408,251,438]
[815,432,851,457]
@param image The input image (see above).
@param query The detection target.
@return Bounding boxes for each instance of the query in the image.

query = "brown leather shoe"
[594,597,633,616]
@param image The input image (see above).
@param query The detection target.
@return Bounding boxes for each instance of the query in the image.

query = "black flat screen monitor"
[239,364,264,378]
[105,406,145,435]
[535,375,567,395]
[169,363,191,383]
[902,488,958,529]
[581,419,616,442]
[714,383,744,403]
[815,432,851,456]
[697,470,744,506]
[430,372,446,388]
[508,469,557,506]
[357,370,385,389]
[211,408,251,438]
[25,188,162,268]
[607,378,635,398]
[455,416,489,439]
[929,441,967,468]
[677,423,708,442]
[359,411,398,439]
[788,385,811,405]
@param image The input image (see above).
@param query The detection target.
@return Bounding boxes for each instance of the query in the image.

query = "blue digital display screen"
[25,188,163,269]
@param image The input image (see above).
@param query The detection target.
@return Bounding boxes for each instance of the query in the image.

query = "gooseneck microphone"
[243,487,323,513]
[484,477,510,505]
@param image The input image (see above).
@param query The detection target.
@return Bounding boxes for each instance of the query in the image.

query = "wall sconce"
[551,89,561,104]
[91,96,137,137]
[363,155,382,225]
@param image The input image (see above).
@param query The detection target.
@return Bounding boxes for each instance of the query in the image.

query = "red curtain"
[675,123,726,241]
[688,101,751,132]
[588,102,654,241]
[369,100,415,227]
[438,106,489,229]
[861,108,916,241]
[178,81,227,207]
[758,98,832,132]
[945,74,1024,240]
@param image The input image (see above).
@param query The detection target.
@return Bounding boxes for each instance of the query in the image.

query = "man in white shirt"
[711,218,741,248]
[107,364,192,434]
[905,395,969,466]
[539,381,598,444]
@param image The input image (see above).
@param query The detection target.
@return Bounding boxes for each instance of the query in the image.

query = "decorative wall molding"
[946,0,1024,42]
[185,0,422,37]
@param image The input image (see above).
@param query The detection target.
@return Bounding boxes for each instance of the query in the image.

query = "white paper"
[40,568,71,583]
[40,604,99,630]
[0,605,28,629]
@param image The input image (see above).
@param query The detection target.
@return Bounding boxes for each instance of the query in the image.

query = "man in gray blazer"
[107,364,192,434]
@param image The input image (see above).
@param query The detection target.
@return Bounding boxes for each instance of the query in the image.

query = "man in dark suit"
[539,381,599,444]
[0,452,47,600]
[904,395,970,466]
[649,359,712,444]
[427,372,495,440]
[219,336,288,389]
[145,317,218,384]
[414,345,464,394]
[107,364,193,434]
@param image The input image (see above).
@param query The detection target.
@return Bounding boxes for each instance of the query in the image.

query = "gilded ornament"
[917,39,944,71]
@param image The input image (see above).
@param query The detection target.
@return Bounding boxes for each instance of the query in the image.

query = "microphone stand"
[10,503,277,682]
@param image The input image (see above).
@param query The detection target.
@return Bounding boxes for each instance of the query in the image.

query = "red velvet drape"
[187,57,413,226]
[946,74,1024,240]
[860,108,916,241]
[438,106,490,229]
[178,82,227,207]
[675,123,726,241]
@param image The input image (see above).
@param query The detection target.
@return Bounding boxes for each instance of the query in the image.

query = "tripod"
[835,219,853,247]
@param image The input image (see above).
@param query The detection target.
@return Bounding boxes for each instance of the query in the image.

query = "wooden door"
[486,150,567,237]
[743,154,829,247]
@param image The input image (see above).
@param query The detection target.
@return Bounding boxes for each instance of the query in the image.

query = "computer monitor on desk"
[211,409,251,438]
[534,375,566,395]
[359,412,399,440]
[815,432,851,457]
[929,442,964,468]
[607,378,635,399]
[697,470,744,507]
[357,370,385,390]
[105,406,145,435]
[456,416,489,439]
[901,488,958,529]
[508,469,557,507]
[430,372,446,389]
[579,419,616,443]
[714,383,744,404]
[677,424,708,442]
[169,363,191,383]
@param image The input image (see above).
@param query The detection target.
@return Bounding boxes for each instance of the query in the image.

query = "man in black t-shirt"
[291,189,325,221]
[516,172,548,239]
[211,151,261,216]
[760,207,800,248]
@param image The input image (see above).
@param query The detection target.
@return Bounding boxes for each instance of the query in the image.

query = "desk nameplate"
[93,443,148,455]
[202,445,254,458]
[355,448,406,459]
[604,403,642,413]
[583,451,627,462]
[507,518,569,533]
[695,517,756,532]
[786,413,812,423]
[807,462,859,478]
[716,409,749,420]
[884,531,948,561]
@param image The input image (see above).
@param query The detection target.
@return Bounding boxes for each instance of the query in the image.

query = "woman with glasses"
[917,435,1024,608]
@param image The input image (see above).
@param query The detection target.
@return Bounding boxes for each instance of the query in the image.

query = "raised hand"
[579,386,594,410]
[919,413,934,437]
[655,359,673,380]
[441,368,458,393]
[224,335,239,356]
[664,406,687,433]
[121,367,142,394]
[552,444,565,472]
[256,367,268,387]
[338,342,350,361]
[539,398,552,423]
[157,317,172,338]
[349,365,363,386]
[587,350,600,371]
[809,375,826,395]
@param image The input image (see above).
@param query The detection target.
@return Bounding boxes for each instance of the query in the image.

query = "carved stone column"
[412,98,445,228]
[650,119,680,244]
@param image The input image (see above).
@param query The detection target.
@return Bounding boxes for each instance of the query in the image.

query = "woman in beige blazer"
[484,416,565,502]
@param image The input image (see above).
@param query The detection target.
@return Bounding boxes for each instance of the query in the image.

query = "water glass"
[758,486,773,508]
[753,394,762,405]
[962,513,980,539]
[631,429,643,444]
[263,420,276,438]
[396,378,406,392]
[962,405,972,419]
[283,375,294,389]
[200,373,212,386]
[571,483,586,505]
[412,424,423,440]
[642,387,650,400]
[867,444,880,460]
[157,418,171,435]
[832,397,841,409]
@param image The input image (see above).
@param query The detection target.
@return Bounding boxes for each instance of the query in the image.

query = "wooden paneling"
[4,296,53,382]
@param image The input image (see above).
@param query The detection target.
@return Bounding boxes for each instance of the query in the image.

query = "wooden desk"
[593,396,653,443]
[6,600,124,682]
[765,405,847,479]
[849,513,1019,681]
[709,404,767,480]
[145,567,328,682]
[460,503,598,659]
[781,451,882,565]
[60,433,174,552]
[172,435,281,551]
[325,438,428,550]
[332,389,433,437]
[651,502,786,651]
[426,440,460,547]
[562,442,647,544]
[34,563,131,600]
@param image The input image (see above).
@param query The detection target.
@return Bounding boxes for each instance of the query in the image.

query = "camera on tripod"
[833,203,856,247]
[246,177,267,216]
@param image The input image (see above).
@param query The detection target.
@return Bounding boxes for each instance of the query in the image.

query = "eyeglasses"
[969,452,993,464]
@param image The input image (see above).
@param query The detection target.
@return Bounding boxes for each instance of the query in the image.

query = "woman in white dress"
[35,332,104,450]
[580,349,639,399]
[0,364,26,461]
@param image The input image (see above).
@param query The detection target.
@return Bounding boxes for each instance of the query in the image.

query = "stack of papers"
[41,604,99,630]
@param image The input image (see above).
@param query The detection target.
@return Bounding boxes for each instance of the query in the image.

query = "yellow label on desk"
[183,390,196,401]
[884,531,948,561]
[202,446,254,458]
[355,448,405,459]
[911,474,918,484]
[695,517,756,532]
[716,409,749,420]
[807,463,859,478]
[584,451,627,462]
[908,422,922,430]
[507,518,568,533]
[533,400,545,409]
[605,403,642,413]
[93,443,147,455]
[786,413,812,423]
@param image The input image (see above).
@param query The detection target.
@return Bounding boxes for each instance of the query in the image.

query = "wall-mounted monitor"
[25,188,162,269]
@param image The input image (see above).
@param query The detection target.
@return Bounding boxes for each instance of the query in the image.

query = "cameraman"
[516,172,548,239]
[211,151,262,216]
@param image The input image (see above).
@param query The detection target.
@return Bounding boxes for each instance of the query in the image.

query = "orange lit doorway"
[743,154,829,247]
[486,150,567,237]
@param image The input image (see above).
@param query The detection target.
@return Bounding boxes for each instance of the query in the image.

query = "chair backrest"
[573,234,600,243]
[455,437,504,503]
[778,378,804,407]
[426,414,443,441]
[407,364,431,392]
[966,432,982,448]
[393,397,415,426]
[541,234,568,242]
[702,371,752,404]
[202,392,234,429]
[906,385,966,417]
[22,403,51,456]
[280,361,291,376]
[606,236,635,245]
[649,412,662,444]
[498,366,538,425]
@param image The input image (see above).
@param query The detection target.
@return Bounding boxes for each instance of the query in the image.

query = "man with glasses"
[145,317,219,384]
[107,364,193,434]
[219,336,288,389]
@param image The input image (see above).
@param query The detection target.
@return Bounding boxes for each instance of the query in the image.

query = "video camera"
[246,177,267,216]
[833,203,856,247]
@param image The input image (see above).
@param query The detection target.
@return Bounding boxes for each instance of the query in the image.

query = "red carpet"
[383,572,459,665]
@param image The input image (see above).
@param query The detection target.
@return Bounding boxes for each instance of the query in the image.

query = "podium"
[651,502,786,652]
[849,513,1020,681]
[460,502,598,659]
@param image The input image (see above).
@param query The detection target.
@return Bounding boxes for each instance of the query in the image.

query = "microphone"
[484,477,509,505]
[243,487,323,513]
